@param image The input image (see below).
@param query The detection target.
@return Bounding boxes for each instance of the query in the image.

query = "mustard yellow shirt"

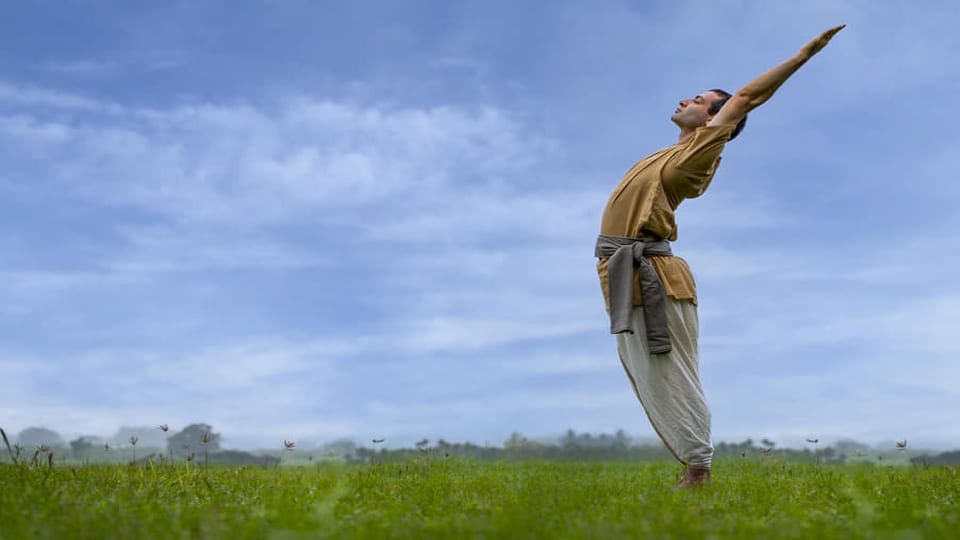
[597,123,737,309]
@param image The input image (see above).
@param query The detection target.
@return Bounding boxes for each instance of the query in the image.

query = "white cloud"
[105,225,328,274]
[400,318,593,354]
[0,114,74,144]
[141,340,332,391]
[0,269,138,299]
[0,87,555,230]
[0,82,125,114]
[39,60,120,75]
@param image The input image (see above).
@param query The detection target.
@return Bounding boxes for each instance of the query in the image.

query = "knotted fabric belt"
[594,234,673,354]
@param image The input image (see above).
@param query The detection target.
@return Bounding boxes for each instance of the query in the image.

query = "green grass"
[2,459,958,539]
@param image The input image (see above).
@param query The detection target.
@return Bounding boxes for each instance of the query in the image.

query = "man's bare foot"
[675,465,711,489]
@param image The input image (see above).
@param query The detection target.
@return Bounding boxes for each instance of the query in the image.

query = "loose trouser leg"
[616,297,713,468]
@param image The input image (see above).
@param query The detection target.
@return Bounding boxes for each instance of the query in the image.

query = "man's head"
[670,89,747,141]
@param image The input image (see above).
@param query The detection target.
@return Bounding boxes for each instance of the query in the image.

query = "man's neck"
[677,127,697,145]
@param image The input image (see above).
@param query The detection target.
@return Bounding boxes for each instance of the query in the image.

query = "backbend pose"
[595,25,844,488]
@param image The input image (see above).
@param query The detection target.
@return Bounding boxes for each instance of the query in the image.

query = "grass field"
[2,458,958,539]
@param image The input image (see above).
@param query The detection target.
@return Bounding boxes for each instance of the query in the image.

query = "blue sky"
[2,0,959,450]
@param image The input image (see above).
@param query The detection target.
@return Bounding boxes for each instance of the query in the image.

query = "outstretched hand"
[800,24,846,59]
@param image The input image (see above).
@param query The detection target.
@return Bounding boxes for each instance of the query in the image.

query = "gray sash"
[595,234,673,354]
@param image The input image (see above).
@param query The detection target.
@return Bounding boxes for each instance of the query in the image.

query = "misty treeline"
[4,425,959,466]
[1,423,279,466]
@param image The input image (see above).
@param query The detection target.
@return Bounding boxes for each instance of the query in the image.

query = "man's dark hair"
[708,88,747,141]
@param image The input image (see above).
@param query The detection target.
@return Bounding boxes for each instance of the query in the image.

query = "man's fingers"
[824,24,846,40]
[809,24,845,54]
[800,24,845,58]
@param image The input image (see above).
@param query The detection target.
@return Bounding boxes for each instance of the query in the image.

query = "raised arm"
[709,24,845,127]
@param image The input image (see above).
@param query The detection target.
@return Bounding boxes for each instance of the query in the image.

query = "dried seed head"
[37,445,50,453]
[186,453,195,462]
[2,429,16,461]
[129,436,139,446]
[104,443,110,451]
[200,433,211,445]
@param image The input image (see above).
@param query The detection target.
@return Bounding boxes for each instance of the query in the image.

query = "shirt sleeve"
[665,122,737,199]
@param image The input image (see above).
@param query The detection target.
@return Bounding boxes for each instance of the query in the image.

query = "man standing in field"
[595,25,844,488]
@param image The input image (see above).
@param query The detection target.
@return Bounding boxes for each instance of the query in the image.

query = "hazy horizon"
[5,423,950,454]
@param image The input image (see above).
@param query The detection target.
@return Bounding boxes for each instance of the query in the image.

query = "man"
[595,25,844,488]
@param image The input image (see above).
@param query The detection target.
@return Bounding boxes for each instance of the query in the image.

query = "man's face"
[671,90,724,129]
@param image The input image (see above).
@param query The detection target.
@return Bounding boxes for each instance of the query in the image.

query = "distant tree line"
[3,424,958,466]
[2,423,274,466]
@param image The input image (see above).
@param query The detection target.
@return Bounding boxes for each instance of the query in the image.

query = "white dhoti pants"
[616,297,714,468]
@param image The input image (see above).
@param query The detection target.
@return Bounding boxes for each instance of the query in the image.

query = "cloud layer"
[2,0,959,450]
